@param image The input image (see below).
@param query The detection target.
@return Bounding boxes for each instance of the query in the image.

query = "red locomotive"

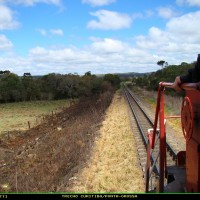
[145,82,200,193]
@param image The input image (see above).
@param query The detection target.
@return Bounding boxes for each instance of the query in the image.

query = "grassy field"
[0,100,71,133]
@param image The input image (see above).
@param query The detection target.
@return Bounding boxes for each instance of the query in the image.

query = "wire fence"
[0,100,77,141]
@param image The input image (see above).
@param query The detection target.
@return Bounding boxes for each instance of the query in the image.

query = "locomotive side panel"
[186,90,200,192]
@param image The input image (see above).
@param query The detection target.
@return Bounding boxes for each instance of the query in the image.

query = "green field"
[0,100,71,133]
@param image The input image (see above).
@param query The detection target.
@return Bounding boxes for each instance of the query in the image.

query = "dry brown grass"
[0,91,114,192]
[134,88,183,139]
[67,91,145,193]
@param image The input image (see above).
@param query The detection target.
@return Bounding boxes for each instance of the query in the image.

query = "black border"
[1,193,200,200]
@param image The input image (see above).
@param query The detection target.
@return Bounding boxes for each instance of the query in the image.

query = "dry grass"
[0,90,145,193]
[134,88,183,138]
[0,100,71,133]
[0,91,114,192]
[141,90,182,116]
[67,91,145,193]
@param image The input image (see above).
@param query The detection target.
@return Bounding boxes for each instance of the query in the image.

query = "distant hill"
[114,72,150,78]
[28,72,150,79]
[95,72,150,78]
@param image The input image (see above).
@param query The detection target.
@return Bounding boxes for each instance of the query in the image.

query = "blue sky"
[0,0,200,75]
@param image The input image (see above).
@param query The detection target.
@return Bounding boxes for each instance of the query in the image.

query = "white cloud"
[1,3,199,75]
[50,29,64,36]
[187,0,200,6]
[90,38,127,53]
[157,7,178,19]
[136,27,171,50]
[0,54,31,74]
[87,10,132,30]
[0,35,13,50]
[166,11,200,42]
[29,46,76,61]
[37,28,64,36]
[136,11,200,48]
[135,10,200,65]
[6,0,61,6]
[176,0,186,6]
[28,46,94,74]
[176,0,200,7]
[24,37,159,75]
[4,26,196,75]
[29,46,94,66]
[29,46,48,56]
[144,10,154,17]
[0,4,19,30]
[82,0,116,7]
[37,28,47,36]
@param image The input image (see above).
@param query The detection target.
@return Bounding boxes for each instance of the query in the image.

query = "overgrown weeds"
[0,90,114,192]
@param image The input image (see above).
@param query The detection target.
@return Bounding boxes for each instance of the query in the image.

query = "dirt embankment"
[0,91,113,192]
[0,90,144,193]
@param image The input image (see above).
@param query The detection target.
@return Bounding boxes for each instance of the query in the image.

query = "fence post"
[28,121,31,129]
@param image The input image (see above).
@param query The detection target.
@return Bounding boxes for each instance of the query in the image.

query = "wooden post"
[28,121,31,129]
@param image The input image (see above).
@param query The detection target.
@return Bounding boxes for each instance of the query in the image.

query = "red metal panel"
[145,83,200,193]
[185,90,200,192]
[159,87,166,192]
[186,90,200,144]
[186,139,200,192]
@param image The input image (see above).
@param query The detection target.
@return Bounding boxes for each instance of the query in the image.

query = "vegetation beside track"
[128,85,183,138]
[0,100,71,133]
[66,91,145,193]
[0,89,115,192]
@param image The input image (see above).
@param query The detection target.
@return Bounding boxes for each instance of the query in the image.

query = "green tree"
[40,73,62,100]
[22,73,41,100]
[157,60,166,69]
[104,74,121,89]
[0,73,23,102]
[58,74,80,98]
[84,71,92,76]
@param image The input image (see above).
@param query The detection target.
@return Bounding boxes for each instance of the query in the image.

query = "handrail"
[160,82,198,90]
[151,82,198,149]
[146,82,198,193]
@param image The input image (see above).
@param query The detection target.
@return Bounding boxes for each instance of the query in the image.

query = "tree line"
[0,71,121,103]
[132,61,195,95]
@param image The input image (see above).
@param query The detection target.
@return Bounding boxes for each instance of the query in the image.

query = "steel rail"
[123,85,159,175]
[123,82,197,192]
[123,84,181,191]
[124,85,177,158]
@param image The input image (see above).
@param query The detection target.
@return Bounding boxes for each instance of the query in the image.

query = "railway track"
[123,85,186,191]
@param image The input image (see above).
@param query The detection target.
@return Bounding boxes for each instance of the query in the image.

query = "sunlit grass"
[69,92,145,193]
[0,100,71,133]
[133,87,183,136]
